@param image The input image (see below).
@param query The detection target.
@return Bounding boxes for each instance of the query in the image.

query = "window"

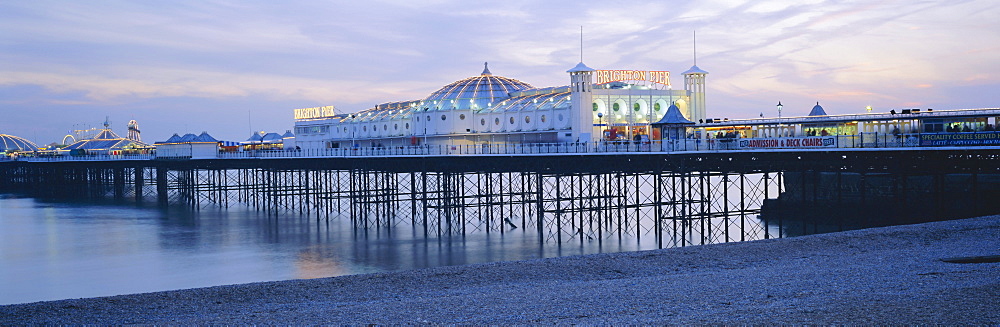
[509,117,515,124]
[481,118,486,126]
[394,124,398,130]
[613,103,620,111]
[459,114,466,120]
[525,116,531,123]
[441,114,447,121]
[558,114,564,121]
[405,123,410,129]
[592,103,598,111]
[495,118,500,125]
[634,103,641,111]
[541,115,546,123]
[654,103,661,111]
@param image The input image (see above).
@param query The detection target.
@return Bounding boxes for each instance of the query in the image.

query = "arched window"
[613,103,620,111]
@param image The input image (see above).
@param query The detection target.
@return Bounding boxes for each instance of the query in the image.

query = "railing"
[4,131,999,162]
[6,154,156,162]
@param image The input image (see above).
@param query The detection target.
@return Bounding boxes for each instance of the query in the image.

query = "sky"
[1,0,998,145]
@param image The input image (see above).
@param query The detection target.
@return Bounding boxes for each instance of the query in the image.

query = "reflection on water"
[0,194,667,305]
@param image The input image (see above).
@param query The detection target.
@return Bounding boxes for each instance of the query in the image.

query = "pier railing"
[3,131,997,162]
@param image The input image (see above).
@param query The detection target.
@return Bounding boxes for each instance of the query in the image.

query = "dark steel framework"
[3,149,1000,248]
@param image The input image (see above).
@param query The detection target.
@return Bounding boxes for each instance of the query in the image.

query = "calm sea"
[0,194,656,305]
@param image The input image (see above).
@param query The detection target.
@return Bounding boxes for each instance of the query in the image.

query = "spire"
[568,27,595,73]
[481,62,492,76]
[683,31,708,75]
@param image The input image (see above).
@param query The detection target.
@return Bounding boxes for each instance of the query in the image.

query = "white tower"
[683,65,708,124]
[567,62,595,142]
[683,31,708,123]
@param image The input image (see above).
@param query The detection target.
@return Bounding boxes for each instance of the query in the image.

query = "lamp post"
[866,105,872,113]
[348,114,356,149]
[777,101,783,118]
[597,112,604,142]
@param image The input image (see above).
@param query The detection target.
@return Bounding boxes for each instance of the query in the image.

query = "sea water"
[0,194,655,305]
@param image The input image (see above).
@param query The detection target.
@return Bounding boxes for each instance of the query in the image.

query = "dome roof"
[422,63,533,111]
[567,62,595,73]
[683,65,709,74]
[0,133,38,152]
[652,103,695,125]
[809,102,828,116]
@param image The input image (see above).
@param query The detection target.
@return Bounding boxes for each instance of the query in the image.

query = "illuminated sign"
[737,136,837,149]
[294,106,337,120]
[920,132,1000,146]
[595,70,670,85]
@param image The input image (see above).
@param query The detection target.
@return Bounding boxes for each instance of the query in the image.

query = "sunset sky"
[2,0,998,145]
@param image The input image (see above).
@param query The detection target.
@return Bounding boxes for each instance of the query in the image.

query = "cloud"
[0,67,440,107]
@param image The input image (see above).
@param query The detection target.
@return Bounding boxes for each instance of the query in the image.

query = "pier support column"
[135,166,144,203]
[113,167,126,200]
[156,168,168,205]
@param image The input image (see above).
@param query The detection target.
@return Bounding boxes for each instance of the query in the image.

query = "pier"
[4,147,1000,248]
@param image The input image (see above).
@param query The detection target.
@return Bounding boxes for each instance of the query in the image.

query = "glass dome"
[422,63,533,111]
[0,133,39,152]
[487,90,571,114]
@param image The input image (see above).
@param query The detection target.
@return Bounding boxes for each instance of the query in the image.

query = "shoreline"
[2,215,998,324]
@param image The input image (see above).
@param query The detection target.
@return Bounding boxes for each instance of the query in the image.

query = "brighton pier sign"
[294,105,337,120]
[595,70,670,85]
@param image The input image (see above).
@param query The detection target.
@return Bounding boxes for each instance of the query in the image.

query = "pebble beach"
[2,215,998,325]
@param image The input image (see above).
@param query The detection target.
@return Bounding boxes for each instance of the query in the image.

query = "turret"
[567,62,595,142]
[682,65,708,124]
